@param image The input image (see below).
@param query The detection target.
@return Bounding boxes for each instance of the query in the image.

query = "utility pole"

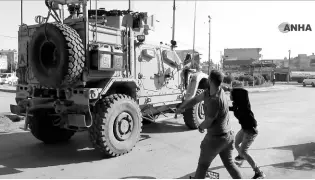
[192,0,197,68]
[171,0,176,50]
[21,0,23,25]
[208,15,211,74]
[288,50,291,83]
[220,51,223,70]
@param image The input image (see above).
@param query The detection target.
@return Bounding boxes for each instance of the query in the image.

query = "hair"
[209,69,224,87]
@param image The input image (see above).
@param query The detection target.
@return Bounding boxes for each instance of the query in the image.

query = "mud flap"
[184,72,208,100]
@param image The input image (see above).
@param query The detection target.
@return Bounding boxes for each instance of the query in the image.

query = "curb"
[224,86,296,94]
[0,88,16,93]
[246,87,295,93]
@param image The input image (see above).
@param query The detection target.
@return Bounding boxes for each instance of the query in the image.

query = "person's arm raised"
[175,91,205,115]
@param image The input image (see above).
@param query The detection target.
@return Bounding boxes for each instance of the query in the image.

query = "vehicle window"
[0,74,6,78]
[162,50,181,67]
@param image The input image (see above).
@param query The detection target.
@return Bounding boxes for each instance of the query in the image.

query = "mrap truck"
[10,0,209,157]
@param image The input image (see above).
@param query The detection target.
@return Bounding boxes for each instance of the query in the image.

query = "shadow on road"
[0,131,149,176]
[0,119,191,176]
[3,114,22,122]
[269,142,315,171]
[0,122,182,176]
[142,120,191,134]
[246,142,315,171]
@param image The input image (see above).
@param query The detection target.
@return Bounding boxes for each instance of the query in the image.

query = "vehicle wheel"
[29,23,85,88]
[312,83,315,87]
[89,94,142,157]
[183,89,205,129]
[29,109,76,144]
[303,82,306,87]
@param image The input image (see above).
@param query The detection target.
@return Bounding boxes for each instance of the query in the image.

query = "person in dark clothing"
[229,88,266,179]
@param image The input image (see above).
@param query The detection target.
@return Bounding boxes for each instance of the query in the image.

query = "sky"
[0,1,315,63]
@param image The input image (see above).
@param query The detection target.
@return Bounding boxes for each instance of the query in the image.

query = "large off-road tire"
[89,94,142,157]
[29,110,76,144]
[183,89,205,129]
[29,23,85,88]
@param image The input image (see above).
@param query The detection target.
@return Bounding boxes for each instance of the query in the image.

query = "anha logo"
[278,22,312,33]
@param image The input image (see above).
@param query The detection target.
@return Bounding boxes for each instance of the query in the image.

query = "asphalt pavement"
[0,84,314,179]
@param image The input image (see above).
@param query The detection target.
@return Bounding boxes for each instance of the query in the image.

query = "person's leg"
[239,131,265,178]
[234,129,244,159]
[194,136,225,179]
[219,133,243,179]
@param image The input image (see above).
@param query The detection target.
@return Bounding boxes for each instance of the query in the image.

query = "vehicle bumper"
[10,104,26,116]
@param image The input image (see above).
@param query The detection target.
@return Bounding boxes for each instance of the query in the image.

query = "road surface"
[0,85,314,179]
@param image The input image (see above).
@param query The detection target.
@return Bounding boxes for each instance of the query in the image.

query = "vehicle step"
[143,113,183,122]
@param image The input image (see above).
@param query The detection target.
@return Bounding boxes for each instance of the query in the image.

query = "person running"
[229,87,266,179]
[175,70,242,179]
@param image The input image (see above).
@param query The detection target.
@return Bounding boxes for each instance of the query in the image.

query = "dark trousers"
[194,131,242,179]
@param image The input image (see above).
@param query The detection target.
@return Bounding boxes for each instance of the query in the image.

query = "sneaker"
[252,171,266,179]
[235,155,245,161]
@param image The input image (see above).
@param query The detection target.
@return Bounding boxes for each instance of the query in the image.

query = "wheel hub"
[119,119,129,134]
[114,112,133,141]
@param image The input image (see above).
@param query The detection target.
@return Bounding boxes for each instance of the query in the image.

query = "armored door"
[136,45,164,96]
[159,48,182,94]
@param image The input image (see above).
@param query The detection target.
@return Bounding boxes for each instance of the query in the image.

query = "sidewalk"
[0,85,16,93]
[275,81,301,85]
[245,84,296,93]
[223,84,296,94]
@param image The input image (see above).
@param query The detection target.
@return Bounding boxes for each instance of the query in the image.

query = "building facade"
[223,48,262,73]
[224,48,262,61]
[289,53,315,71]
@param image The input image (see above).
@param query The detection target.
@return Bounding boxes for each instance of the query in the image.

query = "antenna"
[171,0,176,50]
[20,0,23,25]
[192,0,197,67]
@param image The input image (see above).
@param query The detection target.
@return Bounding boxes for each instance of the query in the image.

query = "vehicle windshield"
[0,74,7,78]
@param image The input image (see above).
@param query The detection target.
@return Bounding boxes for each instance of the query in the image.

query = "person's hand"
[198,126,204,133]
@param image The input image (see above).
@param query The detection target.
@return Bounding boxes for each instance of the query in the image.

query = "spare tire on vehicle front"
[29,23,85,88]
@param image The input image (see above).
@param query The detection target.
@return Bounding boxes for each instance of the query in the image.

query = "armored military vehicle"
[10,0,209,157]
